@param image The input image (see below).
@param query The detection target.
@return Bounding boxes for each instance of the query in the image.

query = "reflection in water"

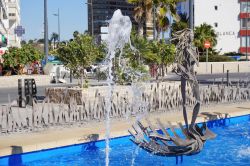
[8,146,23,166]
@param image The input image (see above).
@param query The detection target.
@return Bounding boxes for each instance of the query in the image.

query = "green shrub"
[223,52,244,56]
[199,55,235,62]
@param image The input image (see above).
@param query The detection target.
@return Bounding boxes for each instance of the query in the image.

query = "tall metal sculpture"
[129,29,216,156]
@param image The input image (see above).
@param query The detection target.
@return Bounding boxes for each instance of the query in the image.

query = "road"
[0,72,250,104]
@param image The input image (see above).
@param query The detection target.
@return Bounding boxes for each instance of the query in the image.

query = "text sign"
[14,26,25,37]
[204,41,211,49]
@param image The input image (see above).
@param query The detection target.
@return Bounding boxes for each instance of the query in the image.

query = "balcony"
[239,13,250,18]
[239,30,250,35]
[239,47,250,53]
[7,0,20,13]
[0,0,8,19]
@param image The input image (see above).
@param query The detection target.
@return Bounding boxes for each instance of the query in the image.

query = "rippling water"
[0,115,249,166]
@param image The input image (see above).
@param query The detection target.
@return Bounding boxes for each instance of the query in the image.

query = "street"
[0,72,250,104]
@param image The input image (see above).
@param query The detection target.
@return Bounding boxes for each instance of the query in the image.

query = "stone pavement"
[0,102,249,157]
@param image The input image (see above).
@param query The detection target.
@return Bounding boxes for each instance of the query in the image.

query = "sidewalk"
[0,102,249,157]
[0,75,51,88]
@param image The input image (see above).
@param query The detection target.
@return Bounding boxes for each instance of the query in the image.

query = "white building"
[179,0,245,54]
[0,0,9,61]
[6,0,21,48]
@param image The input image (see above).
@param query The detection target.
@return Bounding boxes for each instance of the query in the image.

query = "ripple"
[238,147,250,158]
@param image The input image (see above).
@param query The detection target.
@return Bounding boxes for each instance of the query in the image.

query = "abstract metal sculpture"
[129,29,216,156]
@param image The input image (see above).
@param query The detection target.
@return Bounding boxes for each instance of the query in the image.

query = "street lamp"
[153,3,156,40]
[189,0,194,29]
[53,8,61,42]
[246,1,249,61]
[85,0,94,36]
[44,0,49,64]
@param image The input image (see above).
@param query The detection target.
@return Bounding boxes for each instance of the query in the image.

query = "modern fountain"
[104,9,134,166]
[129,29,217,156]
[1,8,250,166]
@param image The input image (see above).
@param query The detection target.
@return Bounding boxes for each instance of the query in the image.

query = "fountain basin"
[0,113,249,166]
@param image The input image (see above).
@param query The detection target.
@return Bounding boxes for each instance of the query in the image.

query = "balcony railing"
[0,0,8,19]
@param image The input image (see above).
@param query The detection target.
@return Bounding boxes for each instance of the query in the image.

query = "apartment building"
[179,0,244,54]
[87,0,154,41]
[6,0,21,48]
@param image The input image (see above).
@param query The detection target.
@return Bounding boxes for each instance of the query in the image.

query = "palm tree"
[194,23,217,54]
[50,32,59,49]
[154,0,184,41]
[73,31,80,39]
[127,0,153,37]
[171,13,188,36]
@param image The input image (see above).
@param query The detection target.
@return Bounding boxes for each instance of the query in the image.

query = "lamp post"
[246,1,249,61]
[53,8,61,42]
[153,3,156,40]
[86,0,94,36]
[189,0,194,29]
[44,0,49,64]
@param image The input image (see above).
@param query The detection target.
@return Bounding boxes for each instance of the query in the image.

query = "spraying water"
[105,9,133,166]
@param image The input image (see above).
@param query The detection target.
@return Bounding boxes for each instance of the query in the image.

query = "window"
[241,18,250,29]
[241,36,250,47]
[214,6,218,10]
[8,13,16,17]
[214,22,218,27]
[241,2,250,12]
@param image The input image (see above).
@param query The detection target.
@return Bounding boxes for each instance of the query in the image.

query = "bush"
[199,55,235,62]
[224,52,244,56]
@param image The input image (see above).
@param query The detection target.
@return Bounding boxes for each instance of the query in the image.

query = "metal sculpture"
[129,29,217,156]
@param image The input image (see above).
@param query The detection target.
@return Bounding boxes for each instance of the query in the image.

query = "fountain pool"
[0,114,249,166]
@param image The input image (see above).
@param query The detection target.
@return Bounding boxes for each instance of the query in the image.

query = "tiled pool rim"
[1,113,249,159]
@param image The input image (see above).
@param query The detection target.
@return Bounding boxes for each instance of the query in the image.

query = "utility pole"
[53,8,61,42]
[189,0,194,29]
[44,0,49,64]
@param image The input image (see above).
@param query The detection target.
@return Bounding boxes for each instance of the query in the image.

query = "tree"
[194,23,217,54]
[37,38,45,44]
[146,40,175,76]
[50,32,59,49]
[2,44,43,74]
[124,31,175,77]
[73,31,80,38]
[171,13,188,37]
[56,33,105,86]
[28,40,34,44]
[128,0,153,37]
[154,0,184,40]
[21,40,27,46]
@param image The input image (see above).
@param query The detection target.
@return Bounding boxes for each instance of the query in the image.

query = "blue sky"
[21,0,88,41]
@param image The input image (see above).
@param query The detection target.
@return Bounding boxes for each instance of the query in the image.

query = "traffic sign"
[204,41,211,49]
[14,26,25,37]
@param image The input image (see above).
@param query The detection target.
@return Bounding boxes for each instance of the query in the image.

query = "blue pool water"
[0,115,249,166]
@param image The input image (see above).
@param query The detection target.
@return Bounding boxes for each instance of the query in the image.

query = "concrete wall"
[166,61,250,74]
[195,61,250,74]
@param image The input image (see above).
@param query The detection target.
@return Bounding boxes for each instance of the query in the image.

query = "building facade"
[0,0,8,47]
[0,0,21,48]
[6,0,21,48]
[179,0,245,55]
[87,0,135,37]
[0,0,9,61]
